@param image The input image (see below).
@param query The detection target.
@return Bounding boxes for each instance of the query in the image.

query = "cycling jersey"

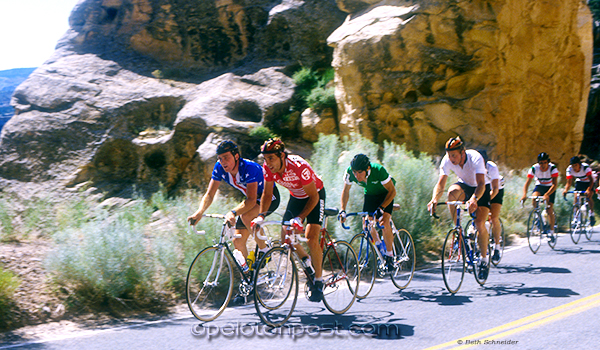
[344,162,396,196]
[439,149,487,187]
[211,158,265,198]
[527,163,558,186]
[566,162,592,183]
[263,155,324,199]
[485,161,505,189]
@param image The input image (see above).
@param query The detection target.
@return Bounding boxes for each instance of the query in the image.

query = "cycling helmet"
[537,152,550,162]
[477,149,489,163]
[350,154,370,172]
[445,136,464,151]
[260,138,285,155]
[569,156,581,165]
[216,140,239,156]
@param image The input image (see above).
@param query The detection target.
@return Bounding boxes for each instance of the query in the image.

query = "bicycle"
[431,201,491,294]
[564,190,594,243]
[185,214,274,322]
[341,204,415,299]
[523,196,557,253]
[252,208,360,327]
[465,213,504,266]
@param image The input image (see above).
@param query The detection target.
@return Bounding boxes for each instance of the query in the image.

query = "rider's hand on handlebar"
[187,213,201,226]
[250,215,264,229]
[289,217,304,230]
[374,207,384,219]
[338,210,347,223]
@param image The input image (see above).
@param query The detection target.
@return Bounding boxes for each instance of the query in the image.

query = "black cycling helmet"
[477,149,489,163]
[216,140,239,156]
[260,138,285,155]
[350,154,370,172]
[537,152,550,162]
[570,156,581,165]
[445,136,464,151]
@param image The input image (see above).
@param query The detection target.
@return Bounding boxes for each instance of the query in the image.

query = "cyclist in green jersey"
[339,154,397,270]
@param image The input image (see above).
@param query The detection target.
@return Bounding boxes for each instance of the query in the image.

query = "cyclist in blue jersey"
[188,140,280,263]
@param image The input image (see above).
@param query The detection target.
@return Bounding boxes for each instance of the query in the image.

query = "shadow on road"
[494,264,571,275]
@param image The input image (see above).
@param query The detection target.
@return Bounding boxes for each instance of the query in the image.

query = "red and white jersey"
[527,163,559,186]
[263,155,324,199]
[566,162,592,183]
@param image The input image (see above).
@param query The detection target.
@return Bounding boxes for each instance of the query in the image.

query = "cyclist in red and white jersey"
[563,156,595,225]
[521,152,558,241]
[252,138,326,302]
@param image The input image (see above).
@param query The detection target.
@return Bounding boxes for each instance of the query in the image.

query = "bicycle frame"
[436,201,479,267]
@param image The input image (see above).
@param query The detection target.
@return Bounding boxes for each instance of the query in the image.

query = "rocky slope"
[0,0,595,196]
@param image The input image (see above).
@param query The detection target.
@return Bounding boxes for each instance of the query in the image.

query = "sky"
[0,0,81,71]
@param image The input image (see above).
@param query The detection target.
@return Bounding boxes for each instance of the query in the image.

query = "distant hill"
[0,67,36,129]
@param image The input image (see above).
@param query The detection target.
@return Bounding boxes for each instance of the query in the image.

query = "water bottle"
[301,256,315,282]
[233,249,249,272]
[376,240,387,256]
[542,209,549,228]
[467,224,476,240]
[485,221,491,234]
[246,251,256,271]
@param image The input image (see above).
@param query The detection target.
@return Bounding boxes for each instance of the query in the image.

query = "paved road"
[2,232,600,350]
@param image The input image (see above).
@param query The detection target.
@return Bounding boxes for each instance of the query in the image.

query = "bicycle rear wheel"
[186,246,233,322]
[390,228,415,290]
[441,229,465,294]
[527,211,543,254]
[253,246,298,327]
[490,218,505,266]
[569,206,581,244]
[322,240,359,314]
[585,208,594,241]
[349,232,377,299]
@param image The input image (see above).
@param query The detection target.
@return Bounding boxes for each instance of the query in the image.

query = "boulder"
[328,0,593,168]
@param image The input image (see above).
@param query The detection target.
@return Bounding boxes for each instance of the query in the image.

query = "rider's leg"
[381,212,394,256]
[475,206,490,258]
[490,203,502,249]
[232,229,250,257]
[447,184,466,223]
[547,203,555,232]
[305,223,323,279]
[239,204,267,250]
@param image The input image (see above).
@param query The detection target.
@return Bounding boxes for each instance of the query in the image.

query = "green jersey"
[345,162,395,195]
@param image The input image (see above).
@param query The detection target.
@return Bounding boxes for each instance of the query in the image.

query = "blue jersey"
[211,158,265,198]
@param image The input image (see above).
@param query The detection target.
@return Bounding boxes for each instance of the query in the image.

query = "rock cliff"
[329,0,593,168]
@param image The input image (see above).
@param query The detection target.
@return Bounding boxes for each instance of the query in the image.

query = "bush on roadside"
[0,265,20,330]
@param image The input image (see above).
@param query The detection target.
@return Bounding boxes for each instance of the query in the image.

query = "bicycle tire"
[441,229,465,294]
[390,228,415,290]
[186,246,233,322]
[569,206,581,244]
[321,240,359,314]
[349,233,377,299]
[253,246,298,327]
[585,208,594,241]
[490,218,505,266]
[527,210,542,254]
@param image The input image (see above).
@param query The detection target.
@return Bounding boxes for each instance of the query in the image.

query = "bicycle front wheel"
[569,206,581,244]
[490,218,505,266]
[253,246,298,327]
[186,246,233,322]
[527,211,543,254]
[349,233,377,299]
[390,228,416,290]
[441,229,465,294]
[322,240,359,314]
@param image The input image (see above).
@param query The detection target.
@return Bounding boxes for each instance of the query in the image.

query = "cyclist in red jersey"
[252,138,326,302]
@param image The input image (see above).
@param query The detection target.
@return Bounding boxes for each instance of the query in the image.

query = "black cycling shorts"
[282,188,326,226]
[490,188,504,205]
[363,192,394,215]
[235,185,281,229]
[575,181,591,192]
[533,185,555,204]
[456,182,491,208]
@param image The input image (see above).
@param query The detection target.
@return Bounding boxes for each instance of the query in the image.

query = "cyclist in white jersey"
[521,152,558,241]
[479,150,505,264]
[563,156,595,225]
[428,137,491,279]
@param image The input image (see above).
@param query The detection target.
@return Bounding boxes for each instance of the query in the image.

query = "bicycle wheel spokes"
[527,211,542,254]
[349,233,377,299]
[321,240,359,314]
[186,246,233,322]
[253,246,298,327]
[390,228,415,290]
[441,229,465,294]
[570,207,581,244]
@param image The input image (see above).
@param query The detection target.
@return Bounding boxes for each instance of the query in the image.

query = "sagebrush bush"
[0,265,19,329]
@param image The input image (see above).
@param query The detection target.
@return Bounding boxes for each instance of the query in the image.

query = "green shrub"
[249,125,277,143]
[307,86,336,111]
[0,265,19,329]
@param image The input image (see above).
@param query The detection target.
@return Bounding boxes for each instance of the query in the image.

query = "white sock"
[258,247,269,253]
[386,250,393,257]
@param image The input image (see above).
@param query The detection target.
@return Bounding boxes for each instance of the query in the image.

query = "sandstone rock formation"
[0,0,345,195]
[328,0,593,168]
